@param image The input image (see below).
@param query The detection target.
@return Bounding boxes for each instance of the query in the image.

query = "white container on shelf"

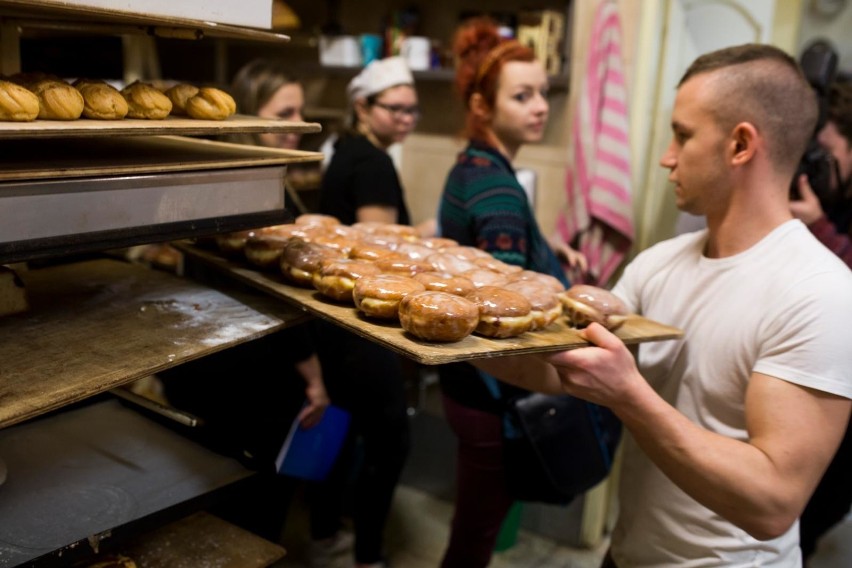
[401,36,431,70]
[319,35,362,67]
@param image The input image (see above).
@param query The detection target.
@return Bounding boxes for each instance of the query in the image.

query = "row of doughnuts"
[209,215,627,342]
[0,72,236,121]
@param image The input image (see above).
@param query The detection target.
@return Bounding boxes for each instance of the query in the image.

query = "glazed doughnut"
[121,80,172,119]
[351,221,418,241]
[295,213,341,228]
[311,233,358,255]
[503,280,563,330]
[356,231,404,250]
[312,258,381,302]
[467,286,533,338]
[374,257,433,277]
[349,244,403,262]
[396,242,435,261]
[420,236,459,249]
[442,245,493,261]
[185,86,237,120]
[164,83,199,116]
[30,79,84,120]
[460,268,509,288]
[412,271,476,297]
[398,291,480,342]
[215,229,255,256]
[559,284,629,330]
[353,273,426,319]
[474,256,523,275]
[0,80,39,121]
[243,225,304,269]
[75,80,128,119]
[506,270,566,294]
[280,238,344,287]
[425,252,477,275]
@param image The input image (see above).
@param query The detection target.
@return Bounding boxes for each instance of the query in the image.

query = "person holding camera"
[790,79,852,563]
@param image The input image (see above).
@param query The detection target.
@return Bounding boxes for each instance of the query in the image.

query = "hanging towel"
[556,0,634,287]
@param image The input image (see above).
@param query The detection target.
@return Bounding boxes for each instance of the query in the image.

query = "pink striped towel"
[556,0,634,287]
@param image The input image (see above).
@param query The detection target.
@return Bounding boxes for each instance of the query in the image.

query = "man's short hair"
[679,43,818,175]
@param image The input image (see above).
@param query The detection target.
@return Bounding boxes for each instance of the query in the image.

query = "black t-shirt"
[319,134,411,225]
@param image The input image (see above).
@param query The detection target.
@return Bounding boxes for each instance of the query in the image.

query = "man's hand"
[543,323,643,411]
[790,174,825,225]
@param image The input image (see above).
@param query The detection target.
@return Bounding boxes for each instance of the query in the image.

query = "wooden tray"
[0,114,320,140]
[178,244,684,365]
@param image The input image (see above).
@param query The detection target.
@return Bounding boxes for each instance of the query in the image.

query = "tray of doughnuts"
[176,217,683,365]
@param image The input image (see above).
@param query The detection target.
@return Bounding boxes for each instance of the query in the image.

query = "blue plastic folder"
[275,404,351,481]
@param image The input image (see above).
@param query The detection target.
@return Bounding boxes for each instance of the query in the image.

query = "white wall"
[797,2,852,73]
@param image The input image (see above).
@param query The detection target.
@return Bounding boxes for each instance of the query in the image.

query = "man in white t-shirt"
[475,44,852,566]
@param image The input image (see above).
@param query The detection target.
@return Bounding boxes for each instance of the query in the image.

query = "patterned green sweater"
[438,140,569,286]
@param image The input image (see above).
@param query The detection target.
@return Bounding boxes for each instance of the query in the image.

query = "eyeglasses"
[373,101,420,120]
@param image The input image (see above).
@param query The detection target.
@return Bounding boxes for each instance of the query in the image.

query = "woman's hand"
[295,354,330,428]
[548,231,589,273]
[790,174,825,226]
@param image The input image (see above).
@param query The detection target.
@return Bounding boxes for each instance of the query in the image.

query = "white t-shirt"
[610,220,852,567]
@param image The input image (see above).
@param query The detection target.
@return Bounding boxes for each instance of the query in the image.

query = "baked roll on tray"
[0,79,39,121]
[29,78,85,120]
[121,80,172,119]
[73,79,129,120]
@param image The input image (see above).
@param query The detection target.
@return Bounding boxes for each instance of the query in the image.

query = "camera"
[791,40,838,201]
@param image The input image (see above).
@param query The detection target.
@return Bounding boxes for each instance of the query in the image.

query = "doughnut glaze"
[559,284,629,330]
[398,291,480,342]
[467,286,533,338]
[312,258,381,302]
[412,271,476,297]
[353,274,426,319]
[280,238,344,287]
[503,279,563,330]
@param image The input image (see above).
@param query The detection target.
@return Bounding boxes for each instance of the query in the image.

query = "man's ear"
[731,122,758,166]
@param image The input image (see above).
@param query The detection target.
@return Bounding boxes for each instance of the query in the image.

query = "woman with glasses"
[309,56,427,568]
[319,55,433,236]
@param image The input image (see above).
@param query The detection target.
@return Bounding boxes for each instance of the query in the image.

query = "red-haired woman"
[436,17,586,568]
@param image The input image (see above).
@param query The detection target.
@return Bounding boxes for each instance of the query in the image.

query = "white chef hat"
[346,56,414,103]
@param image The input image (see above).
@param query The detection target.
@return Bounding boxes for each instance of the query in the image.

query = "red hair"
[452,17,535,141]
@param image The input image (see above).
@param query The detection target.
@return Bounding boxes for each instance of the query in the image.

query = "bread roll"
[121,80,172,119]
[0,80,39,121]
[164,83,199,116]
[30,79,84,120]
[75,80,129,119]
[185,87,236,120]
